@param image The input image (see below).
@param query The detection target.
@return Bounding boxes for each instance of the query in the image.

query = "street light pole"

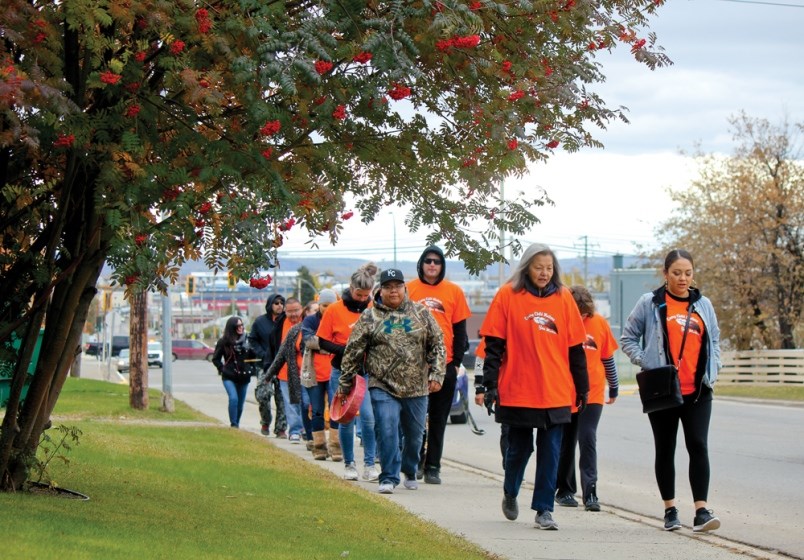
[388,211,397,268]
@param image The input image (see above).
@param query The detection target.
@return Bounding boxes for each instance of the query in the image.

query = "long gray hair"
[508,243,563,292]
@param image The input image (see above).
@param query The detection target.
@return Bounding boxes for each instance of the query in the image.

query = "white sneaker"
[344,462,359,481]
[288,434,301,444]
[362,465,380,482]
[378,482,394,494]
[403,476,418,490]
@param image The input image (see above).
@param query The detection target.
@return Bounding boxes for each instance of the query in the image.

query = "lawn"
[1,379,494,560]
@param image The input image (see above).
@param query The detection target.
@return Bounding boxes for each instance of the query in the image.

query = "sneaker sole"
[585,504,601,512]
[378,487,394,494]
[664,523,682,531]
[693,518,721,532]
[536,523,559,530]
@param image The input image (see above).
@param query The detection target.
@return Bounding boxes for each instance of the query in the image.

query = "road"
[134,359,804,559]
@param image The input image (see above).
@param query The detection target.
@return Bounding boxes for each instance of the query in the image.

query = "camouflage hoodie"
[339,293,446,399]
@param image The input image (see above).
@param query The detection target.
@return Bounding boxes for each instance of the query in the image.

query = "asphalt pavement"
[76,359,790,560]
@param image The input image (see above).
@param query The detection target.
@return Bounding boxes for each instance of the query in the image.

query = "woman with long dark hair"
[212,316,252,428]
[621,249,722,532]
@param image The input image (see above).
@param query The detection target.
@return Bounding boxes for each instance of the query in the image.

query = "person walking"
[555,285,620,512]
[260,298,307,443]
[263,297,308,443]
[407,245,471,485]
[338,268,446,494]
[317,263,379,480]
[300,288,338,460]
[212,316,252,428]
[249,294,288,437]
[476,243,589,530]
[620,249,722,533]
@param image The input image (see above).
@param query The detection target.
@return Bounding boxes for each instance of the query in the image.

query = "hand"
[483,388,498,416]
[428,380,442,393]
[576,392,588,414]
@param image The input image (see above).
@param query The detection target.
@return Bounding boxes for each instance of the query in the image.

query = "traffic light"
[186,275,195,295]
[102,290,112,312]
[228,272,236,290]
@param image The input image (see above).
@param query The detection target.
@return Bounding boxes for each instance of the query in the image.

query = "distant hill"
[102,254,648,283]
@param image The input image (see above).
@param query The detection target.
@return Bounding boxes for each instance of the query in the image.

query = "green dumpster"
[0,330,44,409]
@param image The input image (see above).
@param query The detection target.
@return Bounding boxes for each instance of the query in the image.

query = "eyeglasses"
[423,258,442,265]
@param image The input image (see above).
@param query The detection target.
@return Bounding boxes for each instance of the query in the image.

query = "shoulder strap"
[675,306,693,368]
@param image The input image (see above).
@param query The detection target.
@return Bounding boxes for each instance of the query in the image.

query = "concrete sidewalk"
[78,362,782,560]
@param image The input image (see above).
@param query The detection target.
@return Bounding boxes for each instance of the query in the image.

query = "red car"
[170,339,214,361]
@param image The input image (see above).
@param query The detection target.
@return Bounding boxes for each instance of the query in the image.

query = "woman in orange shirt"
[555,286,619,512]
[476,243,589,531]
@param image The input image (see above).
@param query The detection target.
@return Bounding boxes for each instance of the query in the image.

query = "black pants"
[648,394,712,502]
[420,363,458,471]
[556,404,603,501]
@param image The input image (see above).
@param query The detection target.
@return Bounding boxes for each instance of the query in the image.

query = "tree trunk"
[129,292,149,410]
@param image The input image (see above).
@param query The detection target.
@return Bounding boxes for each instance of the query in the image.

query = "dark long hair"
[663,249,694,272]
[222,316,243,346]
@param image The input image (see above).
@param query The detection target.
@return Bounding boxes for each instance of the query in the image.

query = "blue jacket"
[620,286,721,389]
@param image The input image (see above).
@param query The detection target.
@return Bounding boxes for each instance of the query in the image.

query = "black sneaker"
[664,507,682,531]
[584,483,600,511]
[424,468,441,485]
[502,493,519,520]
[555,492,579,507]
[693,508,721,532]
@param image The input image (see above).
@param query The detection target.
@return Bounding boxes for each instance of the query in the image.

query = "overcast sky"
[278,0,804,266]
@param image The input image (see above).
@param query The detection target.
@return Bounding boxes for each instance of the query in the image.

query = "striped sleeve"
[602,355,619,399]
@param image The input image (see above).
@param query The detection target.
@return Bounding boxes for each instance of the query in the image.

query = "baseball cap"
[379,269,404,285]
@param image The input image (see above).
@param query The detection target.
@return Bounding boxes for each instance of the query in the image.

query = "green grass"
[1,379,494,560]
[715,383,804,401]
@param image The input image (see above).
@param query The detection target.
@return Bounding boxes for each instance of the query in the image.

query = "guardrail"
[719,349,804,384]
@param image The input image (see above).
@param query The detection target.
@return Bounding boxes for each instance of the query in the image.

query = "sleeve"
[211,339,225,372]
[338,314,371,392]
[602,356,619,399]
[568,343,589,396]
[620,295,649,367]
[425,310,446,384]
[262,336,290,382]
[247,321,266,361]
[705,298,722,371]
[451,319,468,367]
[481,336,506,391]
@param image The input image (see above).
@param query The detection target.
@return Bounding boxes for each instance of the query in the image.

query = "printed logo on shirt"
[524,311,558,335]
[383,318,413,334]
[670,313,702,336]
[421,297,446,314]
[582,333,598,351]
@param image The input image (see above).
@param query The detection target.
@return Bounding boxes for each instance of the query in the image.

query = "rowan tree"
[657,113,804,350]
[1,0,669,490]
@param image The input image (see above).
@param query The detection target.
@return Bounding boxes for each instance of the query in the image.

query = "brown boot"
[312,431,328,460]
[328,427,343,462]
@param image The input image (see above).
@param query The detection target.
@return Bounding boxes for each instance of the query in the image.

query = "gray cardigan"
[620,287,721,389]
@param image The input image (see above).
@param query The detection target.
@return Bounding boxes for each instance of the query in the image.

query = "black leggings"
[648,395,712,502]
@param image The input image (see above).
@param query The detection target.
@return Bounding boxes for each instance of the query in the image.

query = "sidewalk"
[77,362,783,560]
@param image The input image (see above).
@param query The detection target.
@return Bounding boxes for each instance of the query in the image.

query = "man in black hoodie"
[249,294,287,437]
[407,246,471,484]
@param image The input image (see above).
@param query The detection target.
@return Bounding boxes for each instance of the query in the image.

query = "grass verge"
[716,383,804,401]
[1,379,495,560]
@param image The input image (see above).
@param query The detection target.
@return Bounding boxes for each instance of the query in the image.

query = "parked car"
[147,342,163,368]
[116,348,130,373]
[450,364,470,424]
[171,339,214,361]
[461,338,481,369]
[84,335,129,358]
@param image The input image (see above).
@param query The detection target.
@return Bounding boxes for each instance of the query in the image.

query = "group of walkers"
[212,243,722,534]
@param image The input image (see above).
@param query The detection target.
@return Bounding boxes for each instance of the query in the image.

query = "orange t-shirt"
[581,314,618,405]
[312,344,333,383]
[316,298,364,372]
[665,296,705,395]
[407,278,471,363]
[277,321,302,381]
[480,284,586,409]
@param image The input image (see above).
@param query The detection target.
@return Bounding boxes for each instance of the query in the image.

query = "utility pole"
[388,211,397,268]
[575,235,598,285]
[498,182,505,288]
[161,291,174,412]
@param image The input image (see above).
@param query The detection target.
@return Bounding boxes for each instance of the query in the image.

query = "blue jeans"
[222,379,249,428]
[305,380,330,432]
[331,368,376,466]
[279,380,307,438]
[370,387,427,487]
[503,424,563,513]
